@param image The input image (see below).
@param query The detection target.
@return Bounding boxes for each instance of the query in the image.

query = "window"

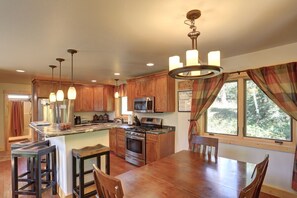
[245,80,291,141]
[206,82,238,135]
[121,96,132,115]
[205,77,292,143]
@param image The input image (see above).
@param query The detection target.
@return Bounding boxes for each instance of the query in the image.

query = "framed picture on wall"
[178,90,192,112]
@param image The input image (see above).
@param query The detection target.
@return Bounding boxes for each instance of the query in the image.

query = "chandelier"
[168,10,223,80]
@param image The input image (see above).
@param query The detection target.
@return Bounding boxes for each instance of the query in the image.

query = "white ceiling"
[0,0,297,85]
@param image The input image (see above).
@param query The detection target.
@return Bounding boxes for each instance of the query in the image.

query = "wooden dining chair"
[252,155,269,197]
[239,168,261,198]
[239,155,269,198]
[93,164,124,198]
[190,135,218,160]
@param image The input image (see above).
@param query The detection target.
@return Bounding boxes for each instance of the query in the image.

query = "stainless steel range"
[125,117,162,166]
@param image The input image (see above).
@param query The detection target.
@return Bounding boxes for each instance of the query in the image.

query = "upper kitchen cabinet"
[103,85,115,112]
[93,86,104,111]
[154,72,175,112]
[127,80,136,111]
[75,85,94,112]
[126,71,175,112]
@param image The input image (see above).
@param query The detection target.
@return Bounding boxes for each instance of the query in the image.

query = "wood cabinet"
[93,86,104,111]
[116,128,126,158]
[74,85,94,112]
[109,128,126,158]
[103,85,115,112]
[154,74,175,112]
[126,71,175,112]
[109,128,117,152]
[146,131,175,164]
[127,81,136,111]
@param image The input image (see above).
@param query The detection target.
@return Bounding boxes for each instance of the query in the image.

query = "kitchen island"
[29,123,130,197]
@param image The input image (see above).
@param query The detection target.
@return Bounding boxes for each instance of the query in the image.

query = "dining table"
[116,150,255,198]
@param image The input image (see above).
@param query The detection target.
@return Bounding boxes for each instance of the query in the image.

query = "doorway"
[4,93,32,150]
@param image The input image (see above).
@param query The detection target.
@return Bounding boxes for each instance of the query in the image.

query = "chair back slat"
[93,164,124,198]
[191,135,218,160]
[239,155,269,198]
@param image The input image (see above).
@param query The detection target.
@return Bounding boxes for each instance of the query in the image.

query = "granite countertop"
[29,122,135,138]
[146,126,175,135]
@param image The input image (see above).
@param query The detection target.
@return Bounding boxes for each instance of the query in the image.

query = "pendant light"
[67,49,78,100]
[168,9,222,80]
[56,58,65,101]
[114,79,119,98]
[49,65,57,102]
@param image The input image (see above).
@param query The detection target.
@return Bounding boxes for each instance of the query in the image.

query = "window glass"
[245,80,291,141]
[121,96,132,115]
[207,82,238,135]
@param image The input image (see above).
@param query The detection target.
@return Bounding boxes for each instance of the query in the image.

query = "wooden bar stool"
[11,144,57,198]
[72,144,110,198]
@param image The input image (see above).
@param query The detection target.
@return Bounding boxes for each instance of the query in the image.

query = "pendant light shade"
[49,65,57,103]
[56,90,64,101]
[67,86,76,100]
[49,92,57,102]
[67,49,77,100]
[56,58,65,102]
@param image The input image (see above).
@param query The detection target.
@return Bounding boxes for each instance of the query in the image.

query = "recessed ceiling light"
[146,63,154,67]
[114,73,120,76]
[91,80,97,83]
[16,69,25,73]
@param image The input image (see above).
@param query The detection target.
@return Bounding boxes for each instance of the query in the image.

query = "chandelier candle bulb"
[169,56,181,71]
[186,50,199,66]
[208,51,220,66]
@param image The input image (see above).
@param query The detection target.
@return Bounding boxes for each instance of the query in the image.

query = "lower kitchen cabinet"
[109,128,126,158]
[146,131,175,164]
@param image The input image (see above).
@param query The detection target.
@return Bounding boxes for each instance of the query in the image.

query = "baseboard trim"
[57,184,72,198]
[262,184,297,198]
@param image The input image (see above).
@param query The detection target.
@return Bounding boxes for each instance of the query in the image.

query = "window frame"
[206,80,239,136]
[201,72,296,153]
[243,79,293,142]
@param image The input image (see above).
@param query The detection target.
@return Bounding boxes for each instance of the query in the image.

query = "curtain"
[188,73,229,146]
[9,101,24,137]
[246,62,297,191]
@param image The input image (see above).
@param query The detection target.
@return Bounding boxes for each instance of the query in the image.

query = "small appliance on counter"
[74,116,81,125]
[127,115,133,125]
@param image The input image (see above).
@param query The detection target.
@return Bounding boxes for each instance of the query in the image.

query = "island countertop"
[29,122,134,138]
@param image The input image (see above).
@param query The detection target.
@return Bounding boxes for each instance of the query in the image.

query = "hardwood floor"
[0,151,278,198]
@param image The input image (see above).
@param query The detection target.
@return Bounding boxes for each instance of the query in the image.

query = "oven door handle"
[126,135,145,141]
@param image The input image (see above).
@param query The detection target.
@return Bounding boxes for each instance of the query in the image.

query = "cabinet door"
[116,128,126,158]
[103,85,114,111]
[93,86,104,111]
[127,81,136,111]
[35,81,56,98]
[109,128,117,152]
[144,77,155,97]
[74,85,82,112]
[154,75,168,112]
[154,74,175,112]
[81,86,94,111]
[146,134,160,164]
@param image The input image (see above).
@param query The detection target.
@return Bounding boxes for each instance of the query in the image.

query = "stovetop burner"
[125,117,163,133]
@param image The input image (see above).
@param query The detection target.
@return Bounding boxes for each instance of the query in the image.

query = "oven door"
[126,134,145,158]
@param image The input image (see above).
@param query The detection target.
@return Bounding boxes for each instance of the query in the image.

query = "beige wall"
[0,83,31,151]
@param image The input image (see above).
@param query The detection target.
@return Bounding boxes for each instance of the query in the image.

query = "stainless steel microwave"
[134,97,154,113]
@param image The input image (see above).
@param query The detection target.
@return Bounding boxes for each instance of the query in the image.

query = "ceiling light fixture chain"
[49,65,57,102]
[168,9,223,80]
[67,49,78,100]
[56,58,65,101]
